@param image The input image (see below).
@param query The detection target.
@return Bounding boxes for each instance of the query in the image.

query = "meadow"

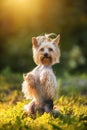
[0,68,87,130]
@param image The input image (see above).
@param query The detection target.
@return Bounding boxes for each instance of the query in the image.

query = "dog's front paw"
[27,74,36,88]
[23,73,36,88]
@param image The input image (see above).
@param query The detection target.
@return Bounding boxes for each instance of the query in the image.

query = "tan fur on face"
[33,41,60,66]
[41,58,52,66]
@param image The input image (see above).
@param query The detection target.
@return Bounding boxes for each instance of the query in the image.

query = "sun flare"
[1,0,42,28]
[2,0,41,16]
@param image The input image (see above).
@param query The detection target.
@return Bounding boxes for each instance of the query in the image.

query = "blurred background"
[0,0,87,73]
[0,0,87,102]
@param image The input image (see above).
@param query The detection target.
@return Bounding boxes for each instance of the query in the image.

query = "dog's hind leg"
[24,101,36,115]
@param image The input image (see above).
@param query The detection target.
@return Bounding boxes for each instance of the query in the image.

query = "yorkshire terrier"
[22,33,60,115]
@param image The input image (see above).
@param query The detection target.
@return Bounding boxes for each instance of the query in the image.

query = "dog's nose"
[44,53,48,57]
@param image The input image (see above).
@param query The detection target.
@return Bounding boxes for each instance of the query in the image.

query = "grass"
[0,96,87,130]
[0,68,87,130]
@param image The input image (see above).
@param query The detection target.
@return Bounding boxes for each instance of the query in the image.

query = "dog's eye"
[49,48,53,51]
[40,48,44,51]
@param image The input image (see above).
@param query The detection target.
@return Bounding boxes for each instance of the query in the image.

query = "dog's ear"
[52,34,60,45]
[23,73,26,80]
[32,37,38,48]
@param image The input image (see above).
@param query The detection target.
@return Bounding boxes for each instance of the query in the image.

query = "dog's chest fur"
[32,65,57,100]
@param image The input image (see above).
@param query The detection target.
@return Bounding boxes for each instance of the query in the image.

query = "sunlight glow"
[1,0,62,32]
[2,0,41,15]
[2,0,41,28]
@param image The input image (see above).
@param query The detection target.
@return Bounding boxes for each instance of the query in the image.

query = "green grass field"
[0,68,87,130]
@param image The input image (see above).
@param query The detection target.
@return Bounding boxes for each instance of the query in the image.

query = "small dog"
[22,33,60,115]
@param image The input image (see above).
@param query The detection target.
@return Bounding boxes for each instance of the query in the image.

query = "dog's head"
[32,33,60,66]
